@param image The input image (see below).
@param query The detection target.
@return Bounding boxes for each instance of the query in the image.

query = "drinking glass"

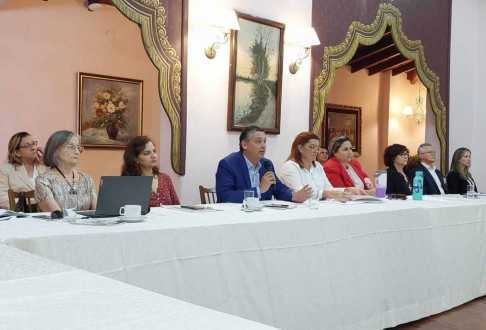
[467,185,475,199]
[375,186,387,198]
[309,190,319,210]
[63,193,78,222]
[243,190,255,212]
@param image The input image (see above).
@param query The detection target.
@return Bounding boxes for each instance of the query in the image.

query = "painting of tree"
[227,13,284,134]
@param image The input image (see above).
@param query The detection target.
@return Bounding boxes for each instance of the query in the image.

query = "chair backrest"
[199,185,217,204]
[8,189,36,212]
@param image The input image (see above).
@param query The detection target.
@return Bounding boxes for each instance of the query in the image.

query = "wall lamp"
[402,84,426,125]
[87,0,104,12]
[289,27,320,74]
[205,10,240,59]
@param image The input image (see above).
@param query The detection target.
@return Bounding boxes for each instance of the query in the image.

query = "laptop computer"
[78,176,152,217]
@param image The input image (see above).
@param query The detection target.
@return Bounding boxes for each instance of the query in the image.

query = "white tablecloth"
[0,244,276,330]
[1,196,486,330]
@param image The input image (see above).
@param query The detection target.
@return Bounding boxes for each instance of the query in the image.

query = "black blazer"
[446,171,478,194]
[408,163,448,195]
[386,166,412,195]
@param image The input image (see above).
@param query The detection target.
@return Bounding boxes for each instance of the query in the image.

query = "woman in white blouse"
[0,132,46,209]
[280,132,359,201]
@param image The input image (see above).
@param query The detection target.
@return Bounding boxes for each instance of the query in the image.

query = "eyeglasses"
[18,141,38,149]
[387,194,408,200]
[399,152,409,157]
[307,145,322,152]
[64,144,84,153]
[422,151,437,155]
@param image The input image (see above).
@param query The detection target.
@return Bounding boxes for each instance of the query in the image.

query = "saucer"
[119,215,147,223]
[240,205,263,211]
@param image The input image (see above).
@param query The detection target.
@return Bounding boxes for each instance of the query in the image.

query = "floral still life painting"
[78,73,143,148]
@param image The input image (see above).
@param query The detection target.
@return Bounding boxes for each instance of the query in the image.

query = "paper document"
[324,200,365,205]
[0,210,29,218]
[345,195,385,202]
[161,206,223,212]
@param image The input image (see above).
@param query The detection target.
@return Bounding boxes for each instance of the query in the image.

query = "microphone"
[263,161,275,189]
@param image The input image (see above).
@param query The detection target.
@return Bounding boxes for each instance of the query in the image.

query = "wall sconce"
[402,84,426,125]
[87,0,103,11]
[205,10,240,59]
[289,27,320,74]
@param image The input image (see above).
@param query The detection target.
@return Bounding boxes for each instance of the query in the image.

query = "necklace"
[54,166,77,194]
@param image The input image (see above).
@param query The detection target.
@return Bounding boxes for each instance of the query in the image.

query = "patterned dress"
[35,171,97,211]
[149,173,180,206]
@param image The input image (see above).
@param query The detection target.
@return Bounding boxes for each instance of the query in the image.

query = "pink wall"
[388,75,427,157]
[0,0,164,191]
[326,66,387,176]
[326,66,428,175]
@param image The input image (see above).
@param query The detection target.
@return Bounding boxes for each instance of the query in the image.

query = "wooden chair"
[199,185,217,204]
[8,189,36,212]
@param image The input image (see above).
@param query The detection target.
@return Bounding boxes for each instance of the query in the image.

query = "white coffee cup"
[119,205,142,217]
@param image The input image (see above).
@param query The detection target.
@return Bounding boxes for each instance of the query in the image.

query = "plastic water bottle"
[412,171,423,200]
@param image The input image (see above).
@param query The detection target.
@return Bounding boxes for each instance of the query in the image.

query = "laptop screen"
[92,176,152,217]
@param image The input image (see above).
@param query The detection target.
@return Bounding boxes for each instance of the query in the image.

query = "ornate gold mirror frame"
[312,3,447,173]
[111,0,186,175]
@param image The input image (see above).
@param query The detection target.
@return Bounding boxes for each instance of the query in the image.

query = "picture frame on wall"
[227,12,285,134]
[78,72,143,148]
[324,103,362,156]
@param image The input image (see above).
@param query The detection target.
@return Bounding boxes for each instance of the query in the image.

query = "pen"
[341,201,346,203]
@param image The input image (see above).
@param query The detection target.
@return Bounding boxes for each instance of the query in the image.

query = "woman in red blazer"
[323,136,375,195]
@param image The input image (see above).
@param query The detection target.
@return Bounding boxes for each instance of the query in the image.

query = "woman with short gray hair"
[35,130,97,212]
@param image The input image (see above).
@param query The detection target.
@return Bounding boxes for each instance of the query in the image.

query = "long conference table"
[1,195,486,330]
[0,244,276,330]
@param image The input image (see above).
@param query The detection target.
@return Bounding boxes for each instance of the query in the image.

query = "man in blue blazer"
[408,143,448,195]
[216,126,310,203]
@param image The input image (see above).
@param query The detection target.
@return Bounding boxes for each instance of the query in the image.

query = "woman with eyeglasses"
[383,144,412,195]
[35,130,97,212]
[121,136,179,206]
[279,132,357,201]
[0,132,47,209]
[446,147,478,194]
[323,135,373,195]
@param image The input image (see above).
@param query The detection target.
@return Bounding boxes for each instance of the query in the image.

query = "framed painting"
[227,12,285,134]
[78,72,143,148]
[323,103,362,156]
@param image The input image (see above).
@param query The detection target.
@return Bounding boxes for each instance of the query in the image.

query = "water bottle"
[412,171,423,200]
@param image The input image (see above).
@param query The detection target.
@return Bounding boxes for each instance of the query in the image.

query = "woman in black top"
[446,148,478,194]
[384,144,412,195]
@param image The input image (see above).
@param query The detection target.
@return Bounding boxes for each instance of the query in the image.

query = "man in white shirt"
[408,143,448,195]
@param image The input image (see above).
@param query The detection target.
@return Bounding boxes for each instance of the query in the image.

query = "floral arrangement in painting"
[89,87,130,140]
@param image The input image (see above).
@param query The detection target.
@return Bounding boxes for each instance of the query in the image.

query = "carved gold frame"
[312,3,447,173]
[111,0,186,175]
